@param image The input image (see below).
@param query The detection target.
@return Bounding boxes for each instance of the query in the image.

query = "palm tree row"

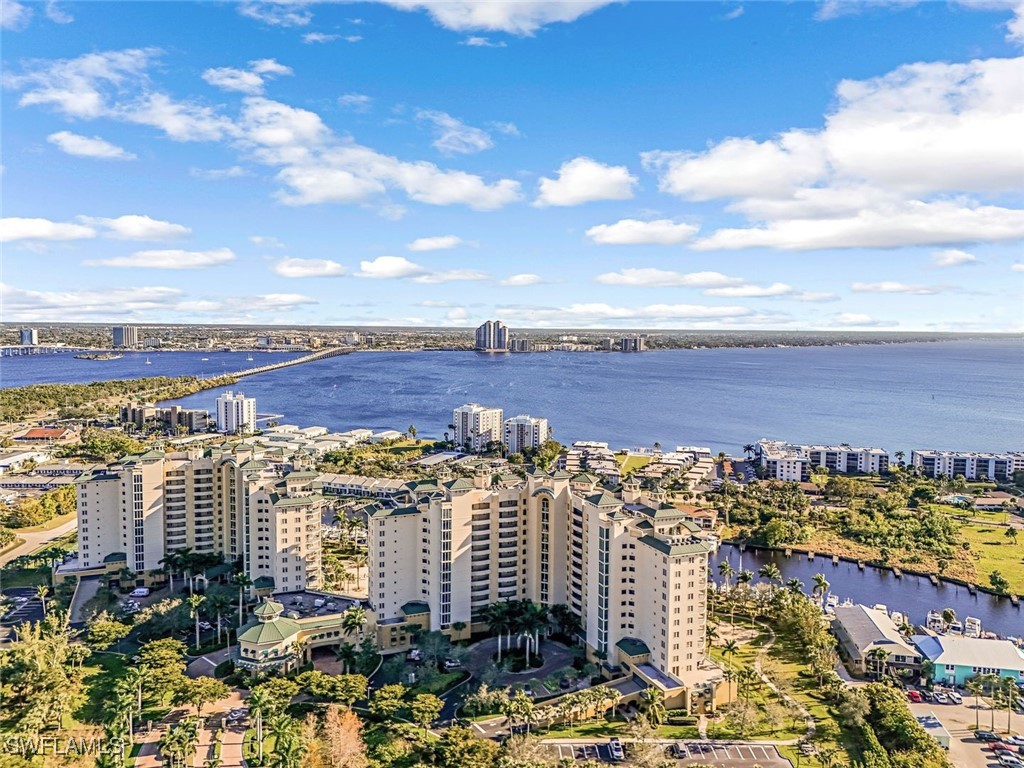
[480,599,550,665]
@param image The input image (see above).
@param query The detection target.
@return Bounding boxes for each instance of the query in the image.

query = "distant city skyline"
[1,1,1022,331]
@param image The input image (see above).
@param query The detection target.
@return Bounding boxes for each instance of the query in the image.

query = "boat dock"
[893,567,902,578]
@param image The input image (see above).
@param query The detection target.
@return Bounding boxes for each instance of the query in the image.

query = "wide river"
[712,545,1021,638]
[3,340,1022,454]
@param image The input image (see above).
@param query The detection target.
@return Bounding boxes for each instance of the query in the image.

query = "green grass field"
[616,452,652,475]
[959,524,1024,593]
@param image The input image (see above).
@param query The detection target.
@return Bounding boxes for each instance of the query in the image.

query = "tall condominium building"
[509,337,532,353]
[216,391,257,434]
[621,335,646,353]
[368,471,721,712]
[474,320,509,352]
[755,439,889,481]
[73,445,324,591]
[911,450,1021,480]
[452,403,503,451]
[503,414,550,454]
[19,328,39,345]
[120,402,210,433]
[112,326,139,348]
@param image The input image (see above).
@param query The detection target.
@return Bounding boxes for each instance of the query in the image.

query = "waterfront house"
[911,634,1024,686]
[832,605,922,675]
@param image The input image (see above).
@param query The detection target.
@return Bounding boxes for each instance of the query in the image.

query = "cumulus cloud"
[416,110,494,155]
[462,36,507,47]
[851,281,945,295]
[0,217,96,243]
[1013,263,1024,272]
[932,248,979,267]
[237,1,312,27]
[47,131,136,160]
[339,93,372,112]
[646,56,1024,250]
[411,269,490,284]
[273,257,346,277]
[202,58,292,95]
[586,218,698,245]
[355,255,427,279]
[303,32,340,43]
[85,247,235,269]
[495,302,751,327]
[703,282,797,298]
[0,282,183,321]
[44,0,73,23]
[534,157,637,207]
[250,235,285,248]
[190,166,250,180]
[595,269,742,287]
[78,214,191,241]
[372,1,615,34]
[407,235,466,251]
[1,0,31,30]
[831,312,898,328]
[501,273,544,286]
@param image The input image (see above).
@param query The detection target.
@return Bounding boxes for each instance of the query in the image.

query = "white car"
[443,659,462,670]
[129,587,150,598]
[933,691,950,704]
[1005,736,1024,747]
[608,738,624,761]
[947,691,963,704]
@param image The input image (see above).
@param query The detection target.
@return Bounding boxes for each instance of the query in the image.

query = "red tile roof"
[18,428,74,440]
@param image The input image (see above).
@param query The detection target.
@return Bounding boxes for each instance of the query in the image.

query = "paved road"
[909,699,1023,768]
[543,739,793,767]
[0,517,77,567]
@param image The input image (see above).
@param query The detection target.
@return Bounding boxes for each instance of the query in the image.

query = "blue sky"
[2,0,1022,331]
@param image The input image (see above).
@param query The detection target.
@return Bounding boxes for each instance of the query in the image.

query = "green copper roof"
[444,478,475,491]
[367,505,418,519]
[638,535,712,557]
[253,576,276,589]
[586,491,621,508]
[572,473,601,484]
[401,601,430,616]
[103,552,127,564]
[253,598,284,617]
[267,493,324,507]
[238,616,301,645]
[616,637,651,657]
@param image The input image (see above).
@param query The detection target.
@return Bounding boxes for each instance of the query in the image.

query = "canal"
[712,544,1022,639]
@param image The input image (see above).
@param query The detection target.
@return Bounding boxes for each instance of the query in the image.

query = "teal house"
[912,635,1024,687]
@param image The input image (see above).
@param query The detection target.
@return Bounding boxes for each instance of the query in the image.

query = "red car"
[907,691,923,703]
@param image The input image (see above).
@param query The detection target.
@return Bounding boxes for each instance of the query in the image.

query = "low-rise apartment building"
[911,450,1020,481]
[756,439,889,481]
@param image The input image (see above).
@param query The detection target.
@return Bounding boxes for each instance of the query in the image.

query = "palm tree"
[1000,676,1021,733]
[341,606,367,640]
[758,563,782,589]
[349,553,368,588]
[160,550,183,593]
[482,602,512,663]
[640,686,666,726]
[811,573,830,607]
[966,678,984,729]
[207,592,233,644]
[742,444,755,459]
[519,601,549,663]
[335,641,358,674]
[247,687,272,763]
[233,572,253,624]
[717,560,735,590]
[187,593,206,650]
[34,583,49,614]
[867,648,890,680]
[123,667,148,713]
[785,577,804,595]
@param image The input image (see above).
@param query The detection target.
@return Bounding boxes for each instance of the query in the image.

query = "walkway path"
[0,517,77,567]
[750,622,816,741]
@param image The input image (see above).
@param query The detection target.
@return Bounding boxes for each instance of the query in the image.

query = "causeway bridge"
[229,347,351,379]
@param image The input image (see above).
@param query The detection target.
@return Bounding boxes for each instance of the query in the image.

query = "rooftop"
[911,634,1024,671]
[832,605,918,656]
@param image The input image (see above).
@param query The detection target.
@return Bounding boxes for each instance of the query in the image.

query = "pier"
[229,347,351,379]
[893,567,902,578]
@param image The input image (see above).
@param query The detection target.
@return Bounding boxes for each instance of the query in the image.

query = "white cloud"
[355,255,427,279]
[851,281,945,295]
[792,291,841,302]
[0,282,183,321]
[250,235,285,248]
[416,110,493,155]
[374,1,614,34]
[86,247,235,269]
[462,36,508,47]
[501,273,543,286]
[79,214,191,241]
[534,157,637,207]
[1013,263,1024,272]
[202,59,292,95]
[47,131,135,160]
[495,302,751,326]
[691,200,1024,251]
[586,218,698,245]
[238,1,312,27]
[344,35,363,42]
[489,121,520,136]
[339,93,373,112]
[446,307,470,322]
[831,312,897,328]
[44,1,73,24]
[303,32,340,43]
[1,0,31,30]
[647,56,1024,250]
[724,6,745,20]
[932,248,979,267]
[273,257,346,277]
[407,235,466,251]
[595,269,742,287]
[190,166,250,180]
[412,269,490,284]
[0,217,96,243]
[703,282,796,298]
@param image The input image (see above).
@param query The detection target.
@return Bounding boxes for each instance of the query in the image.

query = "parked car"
[920,690,935,702]
[933,691,950,704]
[947,691,963,704]
[668,742,687,758]
[976,731,1000,742]
[443,659,462,670]
[559,677,572,689]
[129,587,150,598]
[992,743,1015,753]
[198,621,213,631]
[1006,737,1024,747]
[997,754,1024,768]
[407,649,422,662]
[608,738,624,762]
[907,691,923,703]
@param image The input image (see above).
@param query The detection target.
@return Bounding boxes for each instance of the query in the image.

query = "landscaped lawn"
[616,452,652,475]
[0,562,50,588]
[16,510,77,534]
[958,523,1024,594]
[411,670,466,696]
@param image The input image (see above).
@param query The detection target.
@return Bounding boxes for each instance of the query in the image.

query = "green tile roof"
[444,478,475,491]
[572,473,601,484]
[238,616,301,645]
[401,601,430,616]
[103,552,127,564]
[638,535,712,557]
[253,576,276,589]
[367,505,419,519]
[616,637,651,657]
[253,598,284,617]
[586,491,621,508]
[267,493,325,507]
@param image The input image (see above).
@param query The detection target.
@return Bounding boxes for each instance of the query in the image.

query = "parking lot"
[547,741,791,766]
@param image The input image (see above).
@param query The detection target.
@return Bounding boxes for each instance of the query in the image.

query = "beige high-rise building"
[368,469,721,711]
[503,414,550,454]
[451,403,503,452]
[74,445,325,592]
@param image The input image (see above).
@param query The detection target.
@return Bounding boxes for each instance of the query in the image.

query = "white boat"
[246,354,254,361]
[890,611,905,628]
[964,617,982,638]
[948,620,963,635]
[145,357,151,364]
[826,595,839,608]
[841,597,853,607]
[872,604,888,613]
[201,357,209,361]
[926,610,946,632]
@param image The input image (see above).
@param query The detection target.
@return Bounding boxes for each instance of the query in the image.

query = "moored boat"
[926,610,945,632]
[964,617,982,637]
